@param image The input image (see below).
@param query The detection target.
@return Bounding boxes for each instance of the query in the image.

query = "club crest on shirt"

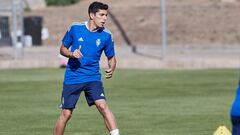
[96,39,101,47]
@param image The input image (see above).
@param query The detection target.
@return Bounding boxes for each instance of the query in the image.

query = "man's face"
[91,9,108,28]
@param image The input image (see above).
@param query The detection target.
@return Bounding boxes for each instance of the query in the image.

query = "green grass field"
[0,68,238,135]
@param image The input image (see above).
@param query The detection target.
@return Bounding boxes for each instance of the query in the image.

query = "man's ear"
[89,13,94,20]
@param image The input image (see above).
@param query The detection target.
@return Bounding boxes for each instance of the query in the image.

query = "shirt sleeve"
[62,27,73,49]
[104,34,115,58]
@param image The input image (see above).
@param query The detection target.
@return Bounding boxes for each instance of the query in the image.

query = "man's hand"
[71,49,83,58]
[60,45,83,59]
[105,69,113,79]
[105,56,116,79]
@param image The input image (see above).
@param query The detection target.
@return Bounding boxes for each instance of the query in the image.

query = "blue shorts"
[59,81,106,109]
[231,115,240,135]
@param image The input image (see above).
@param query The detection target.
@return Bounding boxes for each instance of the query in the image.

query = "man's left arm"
[105,56,116,79]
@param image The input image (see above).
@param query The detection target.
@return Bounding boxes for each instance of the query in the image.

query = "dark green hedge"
[45,0,81,6]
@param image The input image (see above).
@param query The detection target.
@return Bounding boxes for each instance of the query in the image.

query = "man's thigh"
[84,81,106,106]
[60,83,85,109]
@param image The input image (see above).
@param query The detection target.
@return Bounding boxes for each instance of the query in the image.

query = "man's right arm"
[60,44,82,58]
[60,44,73,58]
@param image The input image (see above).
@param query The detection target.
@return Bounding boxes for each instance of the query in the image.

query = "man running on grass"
[53,1,119,135]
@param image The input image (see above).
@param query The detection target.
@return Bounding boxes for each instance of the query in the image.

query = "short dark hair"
[88,1,108,15]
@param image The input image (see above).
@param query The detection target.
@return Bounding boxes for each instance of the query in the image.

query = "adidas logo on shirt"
[78,37,84,42]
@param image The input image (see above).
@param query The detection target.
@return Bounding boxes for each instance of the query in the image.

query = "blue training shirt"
[62,21,115,84]
[231,82,240,116]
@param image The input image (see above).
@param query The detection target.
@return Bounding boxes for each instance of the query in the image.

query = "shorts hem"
[88,97,106,107]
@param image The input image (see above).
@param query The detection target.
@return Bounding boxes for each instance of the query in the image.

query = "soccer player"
[53,1,119,135]
[230,81,240,135]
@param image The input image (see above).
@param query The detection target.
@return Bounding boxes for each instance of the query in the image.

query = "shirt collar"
[85,21,104,32]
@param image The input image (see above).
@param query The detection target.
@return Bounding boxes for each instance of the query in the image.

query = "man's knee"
[61,109,72,120]
[96,102,110,114]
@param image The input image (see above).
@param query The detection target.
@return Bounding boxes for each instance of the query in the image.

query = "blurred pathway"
[0,44,239,69]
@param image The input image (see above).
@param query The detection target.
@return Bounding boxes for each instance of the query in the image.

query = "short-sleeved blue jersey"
[62,21,115,84]
[231,83,240,116]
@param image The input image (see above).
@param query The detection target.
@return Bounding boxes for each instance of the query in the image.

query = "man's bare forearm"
[60,44,73,58]
[60,45,83,58]
[108,56,116,71]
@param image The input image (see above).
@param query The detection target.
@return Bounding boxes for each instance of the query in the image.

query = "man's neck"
[87,20,99,32]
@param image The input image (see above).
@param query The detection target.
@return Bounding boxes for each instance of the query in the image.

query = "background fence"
[0,0,24,59]
[0,0,239,69]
